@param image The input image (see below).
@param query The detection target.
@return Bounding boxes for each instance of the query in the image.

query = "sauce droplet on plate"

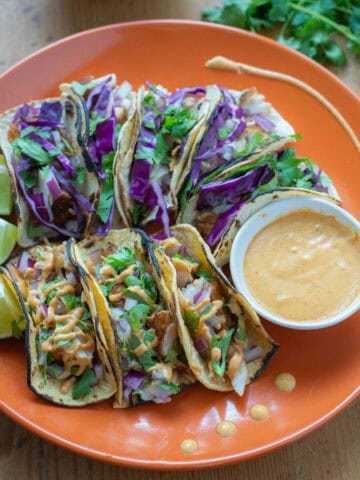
[275,372,296,392]
[249,404,269,421]
[180,439,198,454]
[215,420,237,438]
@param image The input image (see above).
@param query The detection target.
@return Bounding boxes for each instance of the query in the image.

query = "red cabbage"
[252,114,276,132]
[95,117,115,155]
[207,201,245,246]
[197,164,274,208]
[130,160,151,203]
[152,181,170,237]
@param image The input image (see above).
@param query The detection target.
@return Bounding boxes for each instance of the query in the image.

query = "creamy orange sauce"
[215,421,237,437]
[249,404,269,421]
[180,438,198,454]
[244,211,360,322]
[275,373,296,392]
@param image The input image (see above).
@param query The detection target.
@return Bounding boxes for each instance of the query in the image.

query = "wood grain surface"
[0,1,359,479]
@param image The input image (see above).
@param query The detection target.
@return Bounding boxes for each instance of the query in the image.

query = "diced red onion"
[16,251,30,273]
[194,337,209,352]
[123,371,145,390]
[90,364,104,386]
[244,346,263,363]
[124,298,138,310]
[88,249,102,265]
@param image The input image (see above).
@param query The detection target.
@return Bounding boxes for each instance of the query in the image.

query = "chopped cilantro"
[89,112,106,136]
[218,126,232,139]
[132,203,148,224]
[55,338,71,349]
[12,137,50,165]
[142,91,156,109]
[72,366,96,399]
[211,328,234,377]
[100,282,114,297]
[157,382,181,393]
[19,169,36,189]
[143,329,155,345]
[165,348,178,364]
[197,267,214,282]
[129,333,142,350]
[162,105,197,138]
[61,294,82,312]
[102,247,136,272]
[127,304,150,330]
[124,275,142,287]
[237,325,247,341]
[137,350,157,371]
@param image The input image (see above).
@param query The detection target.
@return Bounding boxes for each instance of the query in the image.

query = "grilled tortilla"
[60,74,137,234]
[150,224,278,395]
[0,94,100,247]
[115,84,214,230]
[4,243,117,406]
[70,229,194,408]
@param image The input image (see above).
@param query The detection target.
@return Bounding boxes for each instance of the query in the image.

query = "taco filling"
[129,83,207,233]
[14,244,111,401]
[159,235,259,395]
[86,243,193,406]
[181,86,295,196]
[65,74,134,234]
[183,147,334,247]
[4,99,97,241]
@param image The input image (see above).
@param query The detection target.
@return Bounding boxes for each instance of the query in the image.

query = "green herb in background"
[202,0,360,66]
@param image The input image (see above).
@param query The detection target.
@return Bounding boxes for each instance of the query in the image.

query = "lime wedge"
[0,154,12,216]
[0,218,17,265]
[0,274,24,339]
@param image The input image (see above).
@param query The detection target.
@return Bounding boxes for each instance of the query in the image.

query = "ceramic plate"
[0,20,359,470]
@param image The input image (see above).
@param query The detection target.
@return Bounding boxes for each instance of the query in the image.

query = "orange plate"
[0,20,359,470]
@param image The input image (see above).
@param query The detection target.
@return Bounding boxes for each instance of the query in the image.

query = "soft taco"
[3,243,117,406]
[150,224,278,395]
[181,146,341,265]
[60,74,137,234]
[70,229,195,408]
[0,95,100,247]
[115,83,215,233]
[177,85,296,204]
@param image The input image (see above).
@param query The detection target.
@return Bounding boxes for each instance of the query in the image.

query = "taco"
[181,146,341,265]
[0,95,100,247]
[60,74,137,234]
[70,229,195,408]
[115,83,215,233]
[177,85,295,205]
[150,224,278,395]
[3,243,117,406]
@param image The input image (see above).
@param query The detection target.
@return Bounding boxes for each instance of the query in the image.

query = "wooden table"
[0,1,359,479]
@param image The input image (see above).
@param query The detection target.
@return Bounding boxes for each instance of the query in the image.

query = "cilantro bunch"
[202,0,360,66]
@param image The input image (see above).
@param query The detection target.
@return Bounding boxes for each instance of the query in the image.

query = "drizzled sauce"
[215,421,237,437]
[275,373,296,392]
[249,404,269,421]
[180,439,198,454]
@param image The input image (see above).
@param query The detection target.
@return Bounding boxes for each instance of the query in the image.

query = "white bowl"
[230,197,360,330]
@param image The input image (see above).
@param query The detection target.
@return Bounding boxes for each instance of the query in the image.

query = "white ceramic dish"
[230,197,360,330]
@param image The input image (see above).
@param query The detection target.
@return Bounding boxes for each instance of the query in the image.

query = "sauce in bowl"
[244,210,360,323]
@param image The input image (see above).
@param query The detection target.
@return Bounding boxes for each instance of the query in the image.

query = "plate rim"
[0,19,359,470]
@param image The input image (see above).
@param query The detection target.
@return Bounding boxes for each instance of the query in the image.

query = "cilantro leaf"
[19,169,35,189]
[211,328,234,377]
[162,106,197,138]
[89,113,107,136]
[197,267,214,282]
[100,282,114,297]
[61,294,83,312]
[157,382,181,393]
[13,137,50,165]
[127,304,150,330]
[137,350,157,371]
[102,247,136,272]
[72,366,96,399]
[202,0,360,67]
